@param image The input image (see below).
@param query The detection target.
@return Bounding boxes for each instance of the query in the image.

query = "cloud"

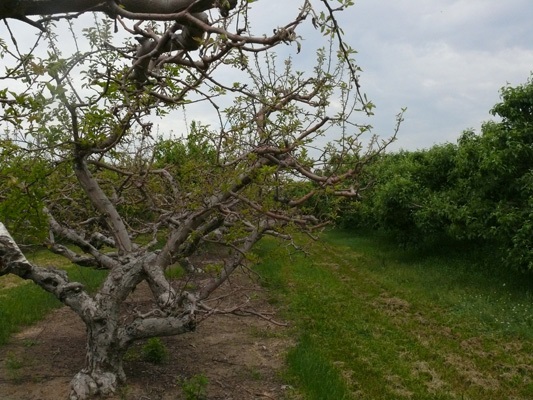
[245,0,533,149]
[1,0,531,151]
[337,0,533,149]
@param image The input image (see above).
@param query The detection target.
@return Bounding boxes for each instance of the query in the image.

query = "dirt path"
[0,275,294,400]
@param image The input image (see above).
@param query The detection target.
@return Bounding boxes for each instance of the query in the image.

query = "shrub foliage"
[338,76,533,272]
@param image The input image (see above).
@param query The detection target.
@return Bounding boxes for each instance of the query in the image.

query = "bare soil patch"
[0,273,294,400]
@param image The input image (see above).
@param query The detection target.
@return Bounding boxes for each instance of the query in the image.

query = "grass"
[1,231,531,398]
[286,334,352,399]
[254,229,533,400]
[0,249,107,346]
[0,281,62,345]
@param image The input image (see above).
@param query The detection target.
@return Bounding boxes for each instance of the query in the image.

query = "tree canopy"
[340,76,533,272]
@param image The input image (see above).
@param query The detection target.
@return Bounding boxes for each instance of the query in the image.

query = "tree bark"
[1,222,125,399]
[0,223,96,315]
[0,0,234,19]
[74,158,133,255]
[69,323,125,400]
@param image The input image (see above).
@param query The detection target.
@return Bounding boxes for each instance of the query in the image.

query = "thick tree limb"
[46,209,121,269]
[0,0,236,20]
[0,222,97,317]
[0,223,28,276]
[120,313,195,343]
[74,158,134,255]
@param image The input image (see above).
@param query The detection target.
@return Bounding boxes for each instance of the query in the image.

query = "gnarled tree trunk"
[70,328,125,400]
[1,222,198,399]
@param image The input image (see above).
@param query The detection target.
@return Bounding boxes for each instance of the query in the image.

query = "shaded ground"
[0,273,294,400]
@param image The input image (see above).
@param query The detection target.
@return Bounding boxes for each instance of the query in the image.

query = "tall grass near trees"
[255,230,533,400]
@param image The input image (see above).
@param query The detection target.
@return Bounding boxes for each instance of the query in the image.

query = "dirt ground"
[0,273,295,400]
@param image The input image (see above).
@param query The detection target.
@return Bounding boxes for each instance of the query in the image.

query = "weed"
[123,346,140,362]
[164,264,185,280]
[5,351,24,381]
[22,338,39,347]
[247,367,262,380]
[204,263,223,274]
[141,337,168,364]
[183,283,197,291]
[180,373,209,400]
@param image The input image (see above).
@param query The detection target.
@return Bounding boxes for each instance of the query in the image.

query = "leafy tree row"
[337,76,533,272]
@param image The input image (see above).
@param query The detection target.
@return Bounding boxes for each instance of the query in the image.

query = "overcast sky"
[248,0,533,150]
[2,0,532,151]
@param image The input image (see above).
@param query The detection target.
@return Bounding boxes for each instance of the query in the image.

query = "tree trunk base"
[69,371,118,400]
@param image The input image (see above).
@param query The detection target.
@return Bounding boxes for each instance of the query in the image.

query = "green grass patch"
[67,266,108,293]
[254,230,533,399]
[0,282,62,345]
[286,334,352,399]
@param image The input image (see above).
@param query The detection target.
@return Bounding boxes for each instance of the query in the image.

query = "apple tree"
[0,1,398,398]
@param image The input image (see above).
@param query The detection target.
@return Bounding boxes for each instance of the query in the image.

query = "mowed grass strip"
[254,230,533,400]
